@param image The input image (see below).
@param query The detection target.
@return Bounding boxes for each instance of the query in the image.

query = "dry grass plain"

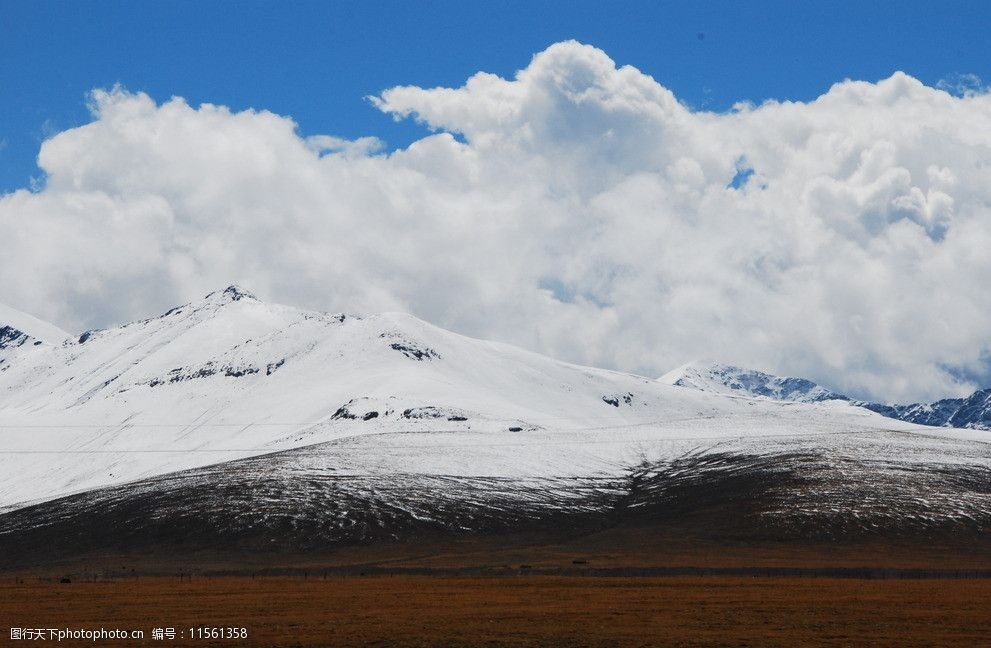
[3,574,991,647]
[5,525,991,647]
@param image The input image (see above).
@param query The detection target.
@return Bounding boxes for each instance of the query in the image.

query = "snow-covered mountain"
[1,289,990,556]
[863,391,991,430]
[661,361,991,430]
[658,362,848,403]
[0,302,68,349]
[0,285,772,509]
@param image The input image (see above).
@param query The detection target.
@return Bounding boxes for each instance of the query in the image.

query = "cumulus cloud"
[4,42,991,402]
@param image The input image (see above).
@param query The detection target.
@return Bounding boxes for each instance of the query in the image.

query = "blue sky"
[1,0,988,193]
[4,2,991,401]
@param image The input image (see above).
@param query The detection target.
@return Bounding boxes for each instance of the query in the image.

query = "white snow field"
[1,286,989,526]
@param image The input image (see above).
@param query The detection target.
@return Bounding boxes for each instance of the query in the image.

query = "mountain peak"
[204,285,258,304]
[659,361,848,404]
[0,302,70,345]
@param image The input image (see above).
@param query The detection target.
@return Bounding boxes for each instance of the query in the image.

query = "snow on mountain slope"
[6,423,991,556]
[0,302,69,352]
[0,286,928,513]
[662,361,991,430]
[863,391,991,430]
[1,303,70,405]
[659,362,848,403]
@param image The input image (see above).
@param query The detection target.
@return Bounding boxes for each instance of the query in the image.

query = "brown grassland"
[4,529,991,648]
[5,514,991,646]
[3,574,991,647]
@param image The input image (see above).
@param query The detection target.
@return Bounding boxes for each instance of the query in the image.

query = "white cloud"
[4,41,991,402]
[936,72,985,98]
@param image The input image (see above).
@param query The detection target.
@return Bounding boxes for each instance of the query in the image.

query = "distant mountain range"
[660,362,991,431]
